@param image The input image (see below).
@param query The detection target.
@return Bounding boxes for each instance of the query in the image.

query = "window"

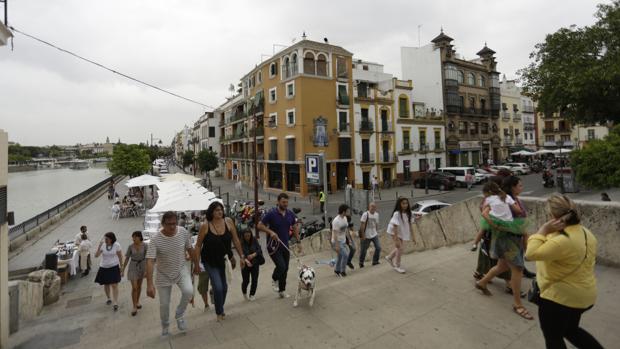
[459,121,467,134]
[270,62,277,78]
[357,82,368,98]
[419,159,428,172]
[444,64,458,80]
[286,81,295,98]
[316,54,328,76]
[290,53,298,76]
[269,87,277,104]
[459,96,465,110]
[399,96,409,117]
[283,57,291,78]
[561,135,571,141]
[286,109,295,126]
[545,121,554,130]
[588,129,595,140]
[403,130,411,150]
[434,130,441,148]
[287,138,296,161]
[362,65,368,71]
[457,71,464,84]
[469,97,476,110]
[304,52,316,75]
[257,71,262,84]
[208,127,215,138]
[337,84,349,105]
[504,128,509,136]
[337,56,347,77]
[471,122,479,135]
[481,123,489,134]
[513,104,519,112]
[479,75,486,87]
[268,112,277,127]
[338,110,349,132]
[338,138,352,159]
[480,99,486,112]
[270,139,278,156]
[546,135,555,142]
[502,103,508,111]
[468,73,475,85]
[419,129,427,148]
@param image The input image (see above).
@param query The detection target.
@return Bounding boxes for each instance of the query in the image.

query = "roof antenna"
[324,37,329,44]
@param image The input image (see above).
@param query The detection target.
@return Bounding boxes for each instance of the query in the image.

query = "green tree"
[197,149,218,174]
[571,125,620,188]
[519,1,620,124]
[107,144,151,177]
[182,150,195,169]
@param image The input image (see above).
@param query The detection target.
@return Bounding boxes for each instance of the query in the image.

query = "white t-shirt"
[371,178,378,186]
[75,232,84,245]
[486,195,515,221]
[98,242,121,268]
[387,211,415,241]
[360,211,379,239]
[79,239,92,254]
[331,215,349,243]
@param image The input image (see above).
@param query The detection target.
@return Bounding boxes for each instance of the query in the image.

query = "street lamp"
[556,140,565,194]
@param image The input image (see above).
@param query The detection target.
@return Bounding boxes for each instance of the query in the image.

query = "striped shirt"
[146,226,191,287]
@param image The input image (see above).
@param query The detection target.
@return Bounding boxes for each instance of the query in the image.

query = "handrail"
[8,175,121,241]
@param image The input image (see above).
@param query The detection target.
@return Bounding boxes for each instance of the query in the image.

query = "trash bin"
[557,168,579,193]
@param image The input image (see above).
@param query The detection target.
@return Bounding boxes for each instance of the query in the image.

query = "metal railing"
[359,120,374,132]
[358,153,375,163]
[379,151,397,163]
[9,175,121,240]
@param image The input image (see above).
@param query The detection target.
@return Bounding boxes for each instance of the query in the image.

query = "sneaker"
[249,295,256,301]
[272,280,279,292]
[176,317,187,333]
[161,327,170,338]
[384,256,393,267]
[523,268,537,279]
[372,261,380,266]
[334,271,341,277]
[347,262,355,270]
[359,263,365,268]
[470,244,478,252]
[394,267,406,274]
[106,299,112,305]
[340,272,347,277]
[243,293,249,301]
[279,292,290,299]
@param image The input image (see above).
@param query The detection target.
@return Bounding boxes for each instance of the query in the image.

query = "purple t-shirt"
[262,207,296,251]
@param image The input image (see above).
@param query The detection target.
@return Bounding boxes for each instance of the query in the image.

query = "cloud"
[0,0,604,145]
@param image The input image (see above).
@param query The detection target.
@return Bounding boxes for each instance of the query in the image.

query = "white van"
[438,167,484,187]
[504,163,531,175]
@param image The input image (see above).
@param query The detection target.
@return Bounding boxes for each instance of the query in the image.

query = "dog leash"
[267,237,303,268]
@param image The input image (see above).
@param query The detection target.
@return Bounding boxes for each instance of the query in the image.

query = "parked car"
[411,200,452,219]
[413,172,456,191]
[504,162,531,175]
[437,167,484,187]
[475,168,495,182]
[490,165,514,175]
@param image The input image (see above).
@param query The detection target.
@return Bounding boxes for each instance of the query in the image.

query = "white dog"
[293,265,316,307]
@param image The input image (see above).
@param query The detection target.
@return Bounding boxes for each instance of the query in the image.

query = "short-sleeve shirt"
[387,211,415,241]
[487,195,516,221]
[360,211,379,239]
[331,215,349,243]
[145,227,191,287]
[262,208,295,251]
[98,242,121,268]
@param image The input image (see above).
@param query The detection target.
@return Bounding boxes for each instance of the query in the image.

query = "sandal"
[513,305,534,320]
[475,282,492,296]
[473,271,482,280]
[136,305,142,309]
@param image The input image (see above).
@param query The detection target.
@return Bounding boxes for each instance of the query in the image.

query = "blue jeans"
[157,265,193,329]
[347,238,356,265]
[206,264,228,316]
[333,241,349,273]
[359,236,382,265]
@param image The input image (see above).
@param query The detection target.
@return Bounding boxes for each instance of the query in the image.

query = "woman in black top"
[193,202,244,322]
[240,227,263,301]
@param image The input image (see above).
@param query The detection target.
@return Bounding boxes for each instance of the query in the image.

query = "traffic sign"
[305,154,321,185]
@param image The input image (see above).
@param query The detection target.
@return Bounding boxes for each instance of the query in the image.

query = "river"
[8,166,111,225]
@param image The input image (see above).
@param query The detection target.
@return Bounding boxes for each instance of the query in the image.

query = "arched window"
[479,75,486,87]
[270,62,277,78]
[467,73,475,85]
[457,71,464,84]
[316,53,327,76]
[304,52,316,75]
[283,57,290,78]
[291,53,298,75]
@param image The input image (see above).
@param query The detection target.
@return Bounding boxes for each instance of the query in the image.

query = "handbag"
[255,253,266,266]
[528,228,588,305]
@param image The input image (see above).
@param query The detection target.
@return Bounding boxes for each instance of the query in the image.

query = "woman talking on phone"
[94,232,123,312]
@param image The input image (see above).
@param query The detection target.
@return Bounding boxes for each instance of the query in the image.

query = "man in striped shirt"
[146,211,194,337]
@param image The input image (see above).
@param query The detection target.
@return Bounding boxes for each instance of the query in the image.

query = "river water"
[8,166,110,225]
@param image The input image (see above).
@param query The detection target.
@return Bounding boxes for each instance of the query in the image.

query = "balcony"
[268,153,277,161]
[359,120,374,133]
[462,108,491,117]
[501,111,511,121]
[515,137,523,146]
[378,122,393,133]
[379,151,398,163]
[230,152,244,159]
[433,142,445,152]
[513,113,522,121]
[522,105,535,113]
[543,128,572,134]
[338,123,351,134]
[231,110,248,122]
[503,139,513,146]
[358,153,375,164]
[249,127,264,137]
[338,93,350,106]
[399,142,414,154]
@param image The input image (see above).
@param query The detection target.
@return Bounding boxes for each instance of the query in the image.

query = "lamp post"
[556,140,564,194]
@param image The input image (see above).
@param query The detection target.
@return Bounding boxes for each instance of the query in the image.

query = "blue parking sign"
[305,154,321,185]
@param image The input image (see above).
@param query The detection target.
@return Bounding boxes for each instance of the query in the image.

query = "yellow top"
[319,192,326,202]
[525,224,597,309]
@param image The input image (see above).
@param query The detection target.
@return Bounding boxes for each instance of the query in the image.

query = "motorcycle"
[230,200,266,233]
[542,170,555,188]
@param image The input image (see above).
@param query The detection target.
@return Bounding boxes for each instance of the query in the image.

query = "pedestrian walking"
[331,204,351,277]
[258,193,302,298]
[240,227,263,301]
[146,211,195,337]
[358,202,381,268]
[503,176,537,280]
[371,175,381,200]
[78,232,92,277]
[319,190,326,213]
[474,182,533,320]
[385,198,417,273]
[121,231,148,316]
[465,171,474,191]
[525,194,604,349]
[194,202,245,321]
[94,232,123,311]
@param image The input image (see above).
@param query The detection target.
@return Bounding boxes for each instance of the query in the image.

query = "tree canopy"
[571,125,620,189]
[182,150,195,169]
[519,1,620,124]
[107,144,151,177]
[197,149,218,174]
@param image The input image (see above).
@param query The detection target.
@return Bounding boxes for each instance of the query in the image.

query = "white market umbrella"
[126,174,161,188]
[535,149,554,155]
[552,148,573,154]
[149,193,222,213]
[511,150,535,156]
[161,173,201,183]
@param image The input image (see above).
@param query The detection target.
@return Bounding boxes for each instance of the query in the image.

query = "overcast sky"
[0,0,605,146]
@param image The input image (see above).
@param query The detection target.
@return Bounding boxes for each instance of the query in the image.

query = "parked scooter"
[542,169,555,188]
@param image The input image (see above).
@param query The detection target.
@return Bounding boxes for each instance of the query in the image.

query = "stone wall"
[298,196,620,267]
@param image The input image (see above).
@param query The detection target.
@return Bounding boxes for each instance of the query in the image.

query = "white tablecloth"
[58,250,79,276]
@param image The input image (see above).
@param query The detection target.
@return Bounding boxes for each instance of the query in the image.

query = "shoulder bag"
[528,228,588,305]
